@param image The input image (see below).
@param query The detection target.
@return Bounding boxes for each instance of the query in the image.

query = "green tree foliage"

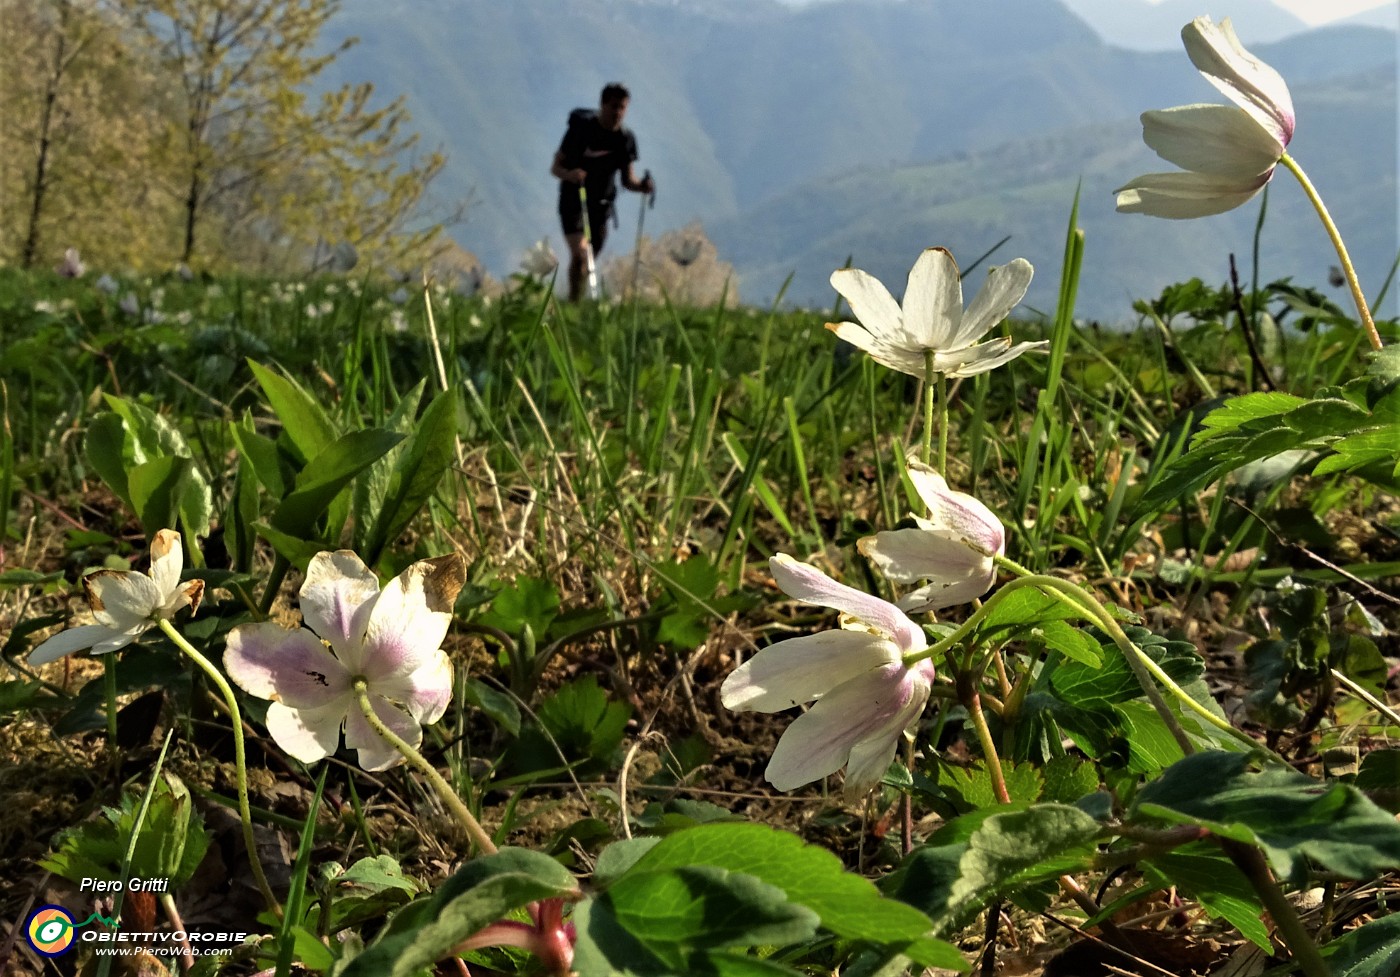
[0,0,178,269]
[129,0,445,270]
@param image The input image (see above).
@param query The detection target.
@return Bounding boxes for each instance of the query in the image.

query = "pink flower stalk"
[455,898,576,976]
[224,551,463,772]
[858,461,1005,614]
[722,554,936,796]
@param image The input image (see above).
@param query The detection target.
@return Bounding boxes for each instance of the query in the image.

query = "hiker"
[551,82,656,301]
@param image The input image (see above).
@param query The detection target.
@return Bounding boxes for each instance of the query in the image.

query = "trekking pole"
[630,170,655,301]
[578,184,600,300]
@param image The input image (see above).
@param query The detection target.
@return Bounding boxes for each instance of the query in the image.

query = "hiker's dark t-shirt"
[557,114,638,205]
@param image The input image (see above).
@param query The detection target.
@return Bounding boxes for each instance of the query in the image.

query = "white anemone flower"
[224,551,463,772]
[520,238,559,278]
[1116,16,1295,219]
[828,248,1044,379]
[29,530,204,665]
[858,462,1004,614]
[721,554,936,796]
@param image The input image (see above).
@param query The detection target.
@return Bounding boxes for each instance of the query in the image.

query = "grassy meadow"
[1,236,1398,977]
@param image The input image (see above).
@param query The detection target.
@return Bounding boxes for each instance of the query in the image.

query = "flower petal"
[1141,105,1283,179]
[764,663,923,792]
[842,666,933,796]
[829,268,905,345]
[769,554,926,653]
[949,258,1035,350]
[301,551,382,670]
[85,570,161,631]
[826,321,928,378]
[721,629,901,713]
[225,621,351,708]
[1182,16,1294,148]
[373,649,454,725]
[343,693,421,772]
[894,571,1000,615]
[29,624,120,665]
[936,338,1050,378]
[900,247,962,351]
[361,555,464,683]
[1115,169,1270,218]
[858,528,988,583]
[264,700,347,764]
[906,462,1005,555]
[148,530,184,600]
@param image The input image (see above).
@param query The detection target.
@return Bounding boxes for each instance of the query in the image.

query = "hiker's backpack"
[567,107,596,135]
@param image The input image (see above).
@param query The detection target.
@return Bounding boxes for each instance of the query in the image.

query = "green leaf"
[229,417,288,499]
[338,855,420,896]
[1323,914,1400,977]
[248,359,337,465]
[1037,620,1103,668]
[86,413,134,504]
[606,866,819,951]
[1194,392,1306,441]
[1132,752,1400,882]
[464,678,521,737]
[938,760,1044,809]
[480,574,561,639]
[626,823,935,944]
[358,388,458,566]
[887,804,1099,937]
[270,429,404,535]
[335,848,577,977]
[1051,628,1201,710]
[1039,755,1100,804]
[1143,844,1270,950]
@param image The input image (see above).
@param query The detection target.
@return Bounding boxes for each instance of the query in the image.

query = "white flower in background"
[56,248,85,278]
[721,554,936,796]
[519,238,559,278]
[858,461,1005,614]
[29,530,204,665]
[388,287,410,305]
[175,262,194,282]
[118,293,140,316]
[828,248,1044,379]
[224,551,464,772]
[389,309,408,333]
[1116,16,1294,218]
[95,274,119,295]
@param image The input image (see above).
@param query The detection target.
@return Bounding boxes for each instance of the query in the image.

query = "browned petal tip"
[421,553,466,613]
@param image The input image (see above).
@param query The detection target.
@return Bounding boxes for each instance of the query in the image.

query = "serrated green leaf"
[1194,392,1306,440]
[938,760,1043,809]
[1132,752,1400,882]
[465,678,521,737]
[1051,631,1201,710]
[1040,755,1100,804]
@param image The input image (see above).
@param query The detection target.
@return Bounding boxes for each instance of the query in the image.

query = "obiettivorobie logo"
[25,905,114,957]
[23,903,249,959]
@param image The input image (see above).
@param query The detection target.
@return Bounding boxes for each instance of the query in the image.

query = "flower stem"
[964,677,1011,804]
[937,372,949,476]
[157,619,281,917]
[922,351,937,466]
[1221,839,1333,977]
[104,653,119,763]
[1278,153,1381,351]
[350,679,498,856]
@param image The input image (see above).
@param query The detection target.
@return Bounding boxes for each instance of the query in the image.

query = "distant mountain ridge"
[319,0,1398,318]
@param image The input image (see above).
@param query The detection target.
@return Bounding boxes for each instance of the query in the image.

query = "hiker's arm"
[622,164,654,194]
[552,151,585,185]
